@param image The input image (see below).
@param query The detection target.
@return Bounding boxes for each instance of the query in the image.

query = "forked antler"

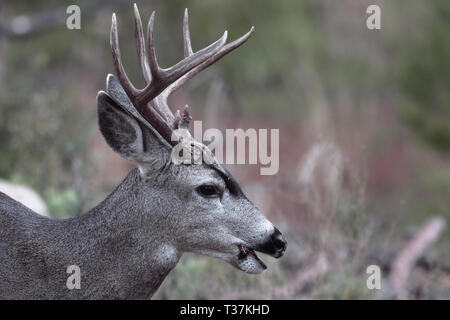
[110,4,254,146]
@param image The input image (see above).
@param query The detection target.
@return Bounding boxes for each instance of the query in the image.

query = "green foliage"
[404,166,450,240]
[336,188,370,244]
[396,0,450,151]
[0,1,98,214]
[156,254,286,299]
[311,265,384,299]
[45,187,78,218]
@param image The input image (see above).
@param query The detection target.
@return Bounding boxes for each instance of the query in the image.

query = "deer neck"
[65,168,181,298]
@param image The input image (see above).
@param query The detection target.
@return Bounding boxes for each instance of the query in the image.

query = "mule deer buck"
[0,5,286,299]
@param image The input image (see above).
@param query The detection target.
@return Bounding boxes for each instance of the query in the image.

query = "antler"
[111,4,254,146]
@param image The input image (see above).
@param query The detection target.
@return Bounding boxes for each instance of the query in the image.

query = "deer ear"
[97,91,145,162]
[105,74,173,147]
[97,91,169,165]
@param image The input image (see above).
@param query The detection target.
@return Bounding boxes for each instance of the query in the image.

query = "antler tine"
[112,11,168,140]
[111,13,139,98]
[135,11,227,107]
[167,26,255,95]
[145,11,160,81]
[110,6,252,146]
[153,91,175,125]
[134,4,151,83]
[152,8,193,127]
[152,9,194,128]
[183,9,194,58]
[161,30,228,83]
[154,21,254,131]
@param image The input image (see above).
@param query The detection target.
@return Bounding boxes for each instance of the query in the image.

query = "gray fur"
[0,76,285,299]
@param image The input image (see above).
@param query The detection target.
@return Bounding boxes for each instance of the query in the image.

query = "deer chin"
[234,244,267,274]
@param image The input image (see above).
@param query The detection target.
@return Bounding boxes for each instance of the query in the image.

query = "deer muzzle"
[254,228,287,258]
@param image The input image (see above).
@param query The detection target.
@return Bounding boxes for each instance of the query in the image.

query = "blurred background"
[1,0,449,299]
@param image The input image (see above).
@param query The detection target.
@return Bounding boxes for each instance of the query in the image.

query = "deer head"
[97,5,287,274]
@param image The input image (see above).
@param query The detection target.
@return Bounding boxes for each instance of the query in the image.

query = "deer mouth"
[237,244,267,272]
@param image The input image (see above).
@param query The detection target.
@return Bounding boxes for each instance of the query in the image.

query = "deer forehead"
[172,165,227,192]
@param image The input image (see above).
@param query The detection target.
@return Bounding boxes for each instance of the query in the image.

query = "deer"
[0,4,287,299]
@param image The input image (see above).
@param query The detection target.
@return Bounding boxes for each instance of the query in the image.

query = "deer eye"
[196,185,221,198]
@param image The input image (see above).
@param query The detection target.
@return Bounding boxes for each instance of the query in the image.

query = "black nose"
[255,227,287,258]
[272,228,287,253]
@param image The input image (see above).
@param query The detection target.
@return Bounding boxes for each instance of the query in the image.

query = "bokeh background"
[1,0,450,299]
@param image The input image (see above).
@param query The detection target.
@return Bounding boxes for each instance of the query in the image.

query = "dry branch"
[389,217,446,299]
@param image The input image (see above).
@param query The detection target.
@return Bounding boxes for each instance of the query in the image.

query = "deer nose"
[272,228,287,255]
[255,227,287,258]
